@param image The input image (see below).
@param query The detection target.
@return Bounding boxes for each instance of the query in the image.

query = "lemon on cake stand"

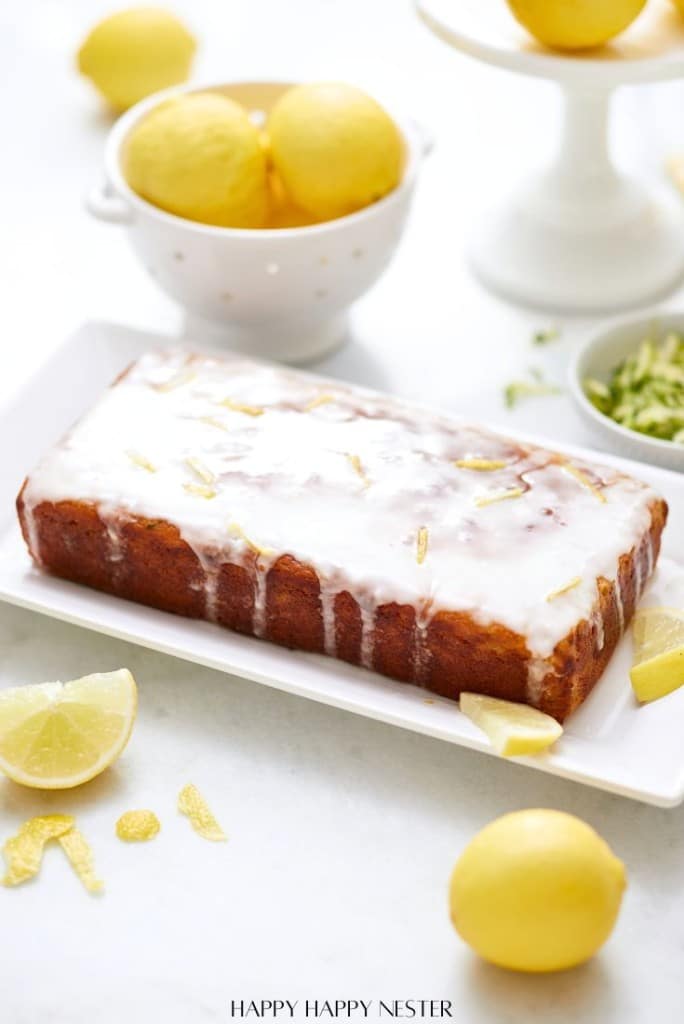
[416,0,684,313]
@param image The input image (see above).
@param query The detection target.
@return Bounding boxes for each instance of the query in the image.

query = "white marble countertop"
[2,2,684,1021]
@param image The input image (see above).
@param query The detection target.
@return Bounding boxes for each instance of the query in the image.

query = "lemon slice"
[0,670,137,789]
[630,607,684,703]
[460,693,563,756]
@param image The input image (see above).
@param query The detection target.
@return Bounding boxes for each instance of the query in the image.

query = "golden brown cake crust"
[16,486,667,721]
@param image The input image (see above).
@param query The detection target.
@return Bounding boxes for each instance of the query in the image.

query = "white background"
[1,2,684,1022]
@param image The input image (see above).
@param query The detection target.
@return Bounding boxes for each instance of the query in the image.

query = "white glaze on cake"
[22,349,660,687]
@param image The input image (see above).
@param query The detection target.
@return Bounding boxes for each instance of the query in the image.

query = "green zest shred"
[584,332,684,444]
[531,326,560,346]
[504,368,562,409]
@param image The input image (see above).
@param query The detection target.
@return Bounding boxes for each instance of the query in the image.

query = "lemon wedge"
[460,693,562,756]
[0,670,137,789]
[630,607,684,703]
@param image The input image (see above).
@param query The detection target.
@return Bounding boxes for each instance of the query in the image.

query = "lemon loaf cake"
[17,349,668,721]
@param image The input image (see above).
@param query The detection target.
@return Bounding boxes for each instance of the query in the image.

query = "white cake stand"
[416,0,684,313]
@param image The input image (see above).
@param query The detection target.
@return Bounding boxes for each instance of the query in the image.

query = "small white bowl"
[86,80,430,363]
[569,312,684,472]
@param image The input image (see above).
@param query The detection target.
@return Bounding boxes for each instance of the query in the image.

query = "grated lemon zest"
[563,464,607,504]
[416,526,429,565]
[126,450,156,473]
[228,522,273,558]
[305,394,334,411]
[2,815,74,887]
[185,456,216,485]
[546,576,582,602]
[183,483,217,500]
[116,810,161,842]
[475,487,525,507]
[346,453,370,486]
[58,827,103,893]
[154,368,196,393]
[221,398,264,417]
[454,459,507,471]
[178,783,226,842]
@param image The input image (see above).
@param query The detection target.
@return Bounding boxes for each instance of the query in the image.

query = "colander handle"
[408,118,435,158]
[85,180,134,224]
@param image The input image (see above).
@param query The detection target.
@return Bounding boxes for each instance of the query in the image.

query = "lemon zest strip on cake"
[178,783,227,842]
[346,453,370,487]
[475,487,525,508]
[154,368,196,393]
[416,526,429,565]
[546,576,582,602]
[199,415,229,432]
[183,482,217,500]
[220,398,264,417]
[126,450,157,473]
[228,522,273,557]
[454,459,507,471]
[185,456,216,485]
[305,394,335,411]
[563,464,607,504]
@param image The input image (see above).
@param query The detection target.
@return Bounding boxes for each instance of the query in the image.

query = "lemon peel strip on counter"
[116,809,161,842]
[2,814,74,887]
[58,827,103,894]
[178,783,227,842]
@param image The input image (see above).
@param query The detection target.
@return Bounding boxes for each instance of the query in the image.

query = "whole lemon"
[77,7,196,112]
[449,810,626,972]
[506,0,647,50]
[123,93,269,228]
[267,83,403,220]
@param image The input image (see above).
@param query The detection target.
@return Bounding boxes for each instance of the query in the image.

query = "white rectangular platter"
[2,321,684,806]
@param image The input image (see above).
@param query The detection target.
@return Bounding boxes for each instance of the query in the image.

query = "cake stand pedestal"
[416,0,684,313]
